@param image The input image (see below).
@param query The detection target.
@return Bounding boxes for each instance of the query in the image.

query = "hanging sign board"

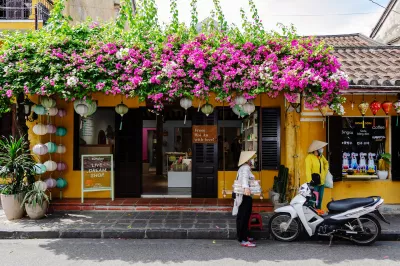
[81,154,114,203]
[192,125,217,143]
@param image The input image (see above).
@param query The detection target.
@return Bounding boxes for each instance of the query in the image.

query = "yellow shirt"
[305,153,329,185]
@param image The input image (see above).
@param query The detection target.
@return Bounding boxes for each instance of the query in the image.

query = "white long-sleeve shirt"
[232,164,255,216]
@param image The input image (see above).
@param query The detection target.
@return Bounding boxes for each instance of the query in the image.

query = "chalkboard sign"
[81,154,114,203]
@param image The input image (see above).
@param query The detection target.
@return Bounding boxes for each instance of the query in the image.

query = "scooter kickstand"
[329,235,334,247]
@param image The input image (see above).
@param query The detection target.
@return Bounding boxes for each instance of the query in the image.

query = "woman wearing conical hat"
[233,150,257,248]
[305,140,329,209]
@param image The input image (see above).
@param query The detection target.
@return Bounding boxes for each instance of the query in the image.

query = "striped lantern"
[34,163,47,175]
[85,101,97,117]
[57,108,67,117]
[34,181,47,191]
[46,124,57,134]
[242,101,255,115]
[235,95,247,107]
[41,97,56,109]
[56,127,67,137]
[33,143,48,155]
[33,105,46,115]
[33,123,48,135]
[45,178,57,189]
[56,144,67,154]
[44,160,57,172]
[45,142,57,153]
[56,177,68,189]
[57,162,67,171]
[47,107,58,116]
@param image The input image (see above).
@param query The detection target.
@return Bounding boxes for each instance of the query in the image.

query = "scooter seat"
[327,198,374,213]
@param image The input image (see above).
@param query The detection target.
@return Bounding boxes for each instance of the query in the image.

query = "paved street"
[0,239,399,266]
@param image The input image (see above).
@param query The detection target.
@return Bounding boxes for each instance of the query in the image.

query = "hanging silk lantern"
[56,144,67,154]
[358,101,369,128]
[45,142,57,153]
[74,103,88,117]
[242,101,255,115]
[46,124,57,134]
[34,163,47,175]
[32,143,48,156]
[41,97,56,109]
[180,98,192,125]
[33,123,47,135]
[393,100,400,127]
[47,107,58,116]
[34,181,47,191]
[33,105,46,115]
[115,102,129,130]
[232,105,246,118]
[56,177,68,189]
[56,127,67,137]
[381,101,392,128]
[57,108,67,117]
[201,103,214,116]
[45,178,57,189]
[235,95,247,107]
[85,101,97,117]
[57,162,67,171]
[370,100,381,127]
[44,160,57,172]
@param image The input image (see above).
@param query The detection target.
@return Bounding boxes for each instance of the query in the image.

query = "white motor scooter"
[269,182,389,245]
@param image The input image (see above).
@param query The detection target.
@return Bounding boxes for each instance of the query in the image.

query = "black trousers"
[236,195,253,242]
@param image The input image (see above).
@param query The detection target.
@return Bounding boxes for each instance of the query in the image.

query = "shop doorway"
[141,107,193,197]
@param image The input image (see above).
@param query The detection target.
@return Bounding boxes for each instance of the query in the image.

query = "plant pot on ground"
[377,153,391,180]
[0,136,35,220]
[21,184,49,219]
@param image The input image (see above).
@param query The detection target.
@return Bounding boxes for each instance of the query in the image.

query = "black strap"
[319,157,321,174]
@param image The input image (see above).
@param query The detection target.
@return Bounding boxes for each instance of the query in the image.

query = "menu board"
[341,118,386,154]
[192,125,217,144]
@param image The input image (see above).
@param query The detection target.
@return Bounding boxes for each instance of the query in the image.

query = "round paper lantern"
[33,123,47,135]
[45,142,57,153]
[57,162,67,171]
[34,163,47,175]
[358,101,369,128]
[370,100,381,116]
[242,101,255,115]
[57,108,67,117]
[41,97,56,109]
[44,160,57,172]
[47,124,57,134]
[85,101,97,117]
[33,105,46,115]
[75,104,88,117]
[235,95,247,107]
[56,127,67,137]
[115,102,129,130]
[56,144,66,154]
[382,101,393,115]
[232,105,246,118]
[33,143,48,155]
[47,107,58,116]
[56,177,68,189]
[34,181,47,191]
[201,103,214,117]
[180,98,192,124]
[45,178,57,189]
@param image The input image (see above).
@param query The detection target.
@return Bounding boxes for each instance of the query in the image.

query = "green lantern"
[115,102,129,130]
[56,127,67,137]
[41,97,56,109]
[33,104,46,115]
[201,103,214,117]
[56,177,68,189]
[46,142,57,153]
[34,163,47,175]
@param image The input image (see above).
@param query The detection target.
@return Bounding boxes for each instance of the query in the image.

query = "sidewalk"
[0,210,399,241]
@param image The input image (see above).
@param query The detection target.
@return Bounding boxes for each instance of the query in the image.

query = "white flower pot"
[25,201,48,220]
[0,193,25,220]
[377,170,389,180]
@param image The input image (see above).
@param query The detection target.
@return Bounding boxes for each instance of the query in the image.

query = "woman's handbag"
[232,172,239,199]
[325,171,333,188]
[311,173,321,186]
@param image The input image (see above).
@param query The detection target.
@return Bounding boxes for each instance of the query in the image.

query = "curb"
[0,229,398,241]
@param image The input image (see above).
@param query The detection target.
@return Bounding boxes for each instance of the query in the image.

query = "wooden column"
[156,114,163,175]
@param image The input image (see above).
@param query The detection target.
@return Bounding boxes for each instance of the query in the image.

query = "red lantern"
[382,101,393,128]
[370,100,381,127]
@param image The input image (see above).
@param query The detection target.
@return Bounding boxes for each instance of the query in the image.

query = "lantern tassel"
[60,190,63,200]
[386,117,388,128]
[362,117,365,128]
[397,115,399,127]
[184,110,187,125]
[119,117,123,130]
[80,117,83,129]
[373,117,375,127]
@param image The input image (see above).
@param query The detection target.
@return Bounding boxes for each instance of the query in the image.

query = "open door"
[392,116,400,181]
[192,110,218,198]
[115,108,143,197]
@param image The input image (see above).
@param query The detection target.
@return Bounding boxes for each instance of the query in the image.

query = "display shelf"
[242,112,258,152]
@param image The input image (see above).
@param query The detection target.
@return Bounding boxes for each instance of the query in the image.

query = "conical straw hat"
[238,151,257,167]
[308,140,328,153]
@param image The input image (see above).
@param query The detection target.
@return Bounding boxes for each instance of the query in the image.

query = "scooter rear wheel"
[269,213,301,242]
[349,214,381,246]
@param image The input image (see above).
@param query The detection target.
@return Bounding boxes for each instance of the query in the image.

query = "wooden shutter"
[192,110,218,198]
[327,116,342,181]
[260,108,281,170]
[392,116,400,181]
[0,112,12,138]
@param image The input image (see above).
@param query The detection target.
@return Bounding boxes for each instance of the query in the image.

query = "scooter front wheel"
[269,213,301,242]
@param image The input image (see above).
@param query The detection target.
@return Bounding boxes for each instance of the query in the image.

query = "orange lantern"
[382,101,393,128]
[370,100,381,127]
[358,101,369,128]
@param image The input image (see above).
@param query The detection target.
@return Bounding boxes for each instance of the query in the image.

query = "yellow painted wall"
[298,94,400,209]
[0,21,43,30]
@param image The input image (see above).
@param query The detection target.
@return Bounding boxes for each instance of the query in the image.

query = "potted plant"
[0,136,35,220]
[21,184,49,219]
[377,153,391,180]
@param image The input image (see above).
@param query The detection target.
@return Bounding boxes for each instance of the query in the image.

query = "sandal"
[241,241,256,247]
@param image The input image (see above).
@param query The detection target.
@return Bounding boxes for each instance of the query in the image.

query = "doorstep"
[48,198,275,213]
